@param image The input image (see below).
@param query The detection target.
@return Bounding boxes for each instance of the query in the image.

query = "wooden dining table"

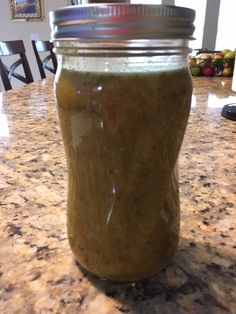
[0,77,236,314]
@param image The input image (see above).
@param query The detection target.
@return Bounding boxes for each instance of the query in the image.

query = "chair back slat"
[0,40,34,91]
[0,58,12,90]
[0,40,26,56]
[32,40,57,79]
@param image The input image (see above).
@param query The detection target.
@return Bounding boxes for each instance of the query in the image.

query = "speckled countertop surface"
[0,77,236,314]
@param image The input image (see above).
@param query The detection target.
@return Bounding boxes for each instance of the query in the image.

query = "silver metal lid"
[50,4,195,41]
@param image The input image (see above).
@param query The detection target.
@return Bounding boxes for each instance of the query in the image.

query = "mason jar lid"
[50,4,195,41]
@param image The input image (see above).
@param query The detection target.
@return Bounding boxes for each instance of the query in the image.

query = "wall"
[0,0,67,91]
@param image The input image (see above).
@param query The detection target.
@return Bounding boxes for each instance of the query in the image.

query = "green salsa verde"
[55,67,192,281]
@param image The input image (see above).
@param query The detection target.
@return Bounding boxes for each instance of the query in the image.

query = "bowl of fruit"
[189,49,235,77]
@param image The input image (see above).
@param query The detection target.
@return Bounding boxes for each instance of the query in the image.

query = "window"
[215,0,236,50]
[175,0,207,50]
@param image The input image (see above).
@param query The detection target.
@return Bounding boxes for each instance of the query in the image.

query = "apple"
[213,52,224,59]
[202,66,214,77]
[222,67,233,76]
[223,58,235,68]
[222,49,231,56]
[224,51,235,59]
[212,53,223,67]
[191,66,201,76]
[189,56,197,66]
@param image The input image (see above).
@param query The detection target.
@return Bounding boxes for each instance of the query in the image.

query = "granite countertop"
[0,77,235,314]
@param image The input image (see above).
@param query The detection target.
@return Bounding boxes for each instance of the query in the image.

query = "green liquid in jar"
[55,67,192,281]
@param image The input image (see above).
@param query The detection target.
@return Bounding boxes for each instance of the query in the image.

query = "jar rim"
[50,4,195,41]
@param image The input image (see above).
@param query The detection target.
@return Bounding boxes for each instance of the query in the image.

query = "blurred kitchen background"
[0,0,235,90]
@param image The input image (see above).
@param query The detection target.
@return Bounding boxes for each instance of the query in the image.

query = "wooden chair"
[32,40,57,79]
[0,40,34,91]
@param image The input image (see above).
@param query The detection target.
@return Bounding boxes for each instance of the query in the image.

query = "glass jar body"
[55,42,192,281]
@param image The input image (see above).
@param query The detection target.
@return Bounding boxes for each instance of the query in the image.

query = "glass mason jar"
[50,4,195,281]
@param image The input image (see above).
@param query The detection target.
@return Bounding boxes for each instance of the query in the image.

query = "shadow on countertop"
[76,238,236,314]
